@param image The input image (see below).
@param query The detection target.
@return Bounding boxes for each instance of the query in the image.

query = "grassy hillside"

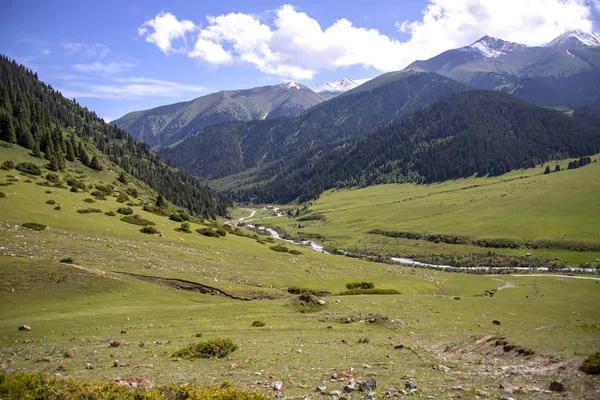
[1,139,599,398]
[264,157,600,266]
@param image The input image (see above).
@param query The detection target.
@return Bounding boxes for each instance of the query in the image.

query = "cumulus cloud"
[139,1,599,79]
[60,76,204,100]
[138,11,196,54]
[73,61,136,74]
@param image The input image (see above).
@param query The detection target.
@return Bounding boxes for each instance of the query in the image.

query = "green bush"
[197,227,217,237]
[345,281,375,290]
[83,198,95,203]
[269,244,289,253]
[15,162,41,176]
[90,190,106,199]
[140,226,160,234]
[105,211,116,216]
[251,321,266,327]
[94,184,113,194]
[287,287,319,295]
[0,191,5,198]
[172,338,238,359]
[54,205,61,210]
[70,186,78,193]
[1,160,14,170]
[22,222,46,231]
[289,249,302,255]
[117,207,133,215]
[580,352,600,374]
[338,288,400,296]
[178,222,191,233]
[216,228,227,236]
[45,173,59,183]
[121,215,155,226]
[116,193,129,203]
[169,213,184,222]
[45,199,56,205]
[77,208,102,214]
[126,187,138,198]
[66,178,86,189]
[60,257,74,264]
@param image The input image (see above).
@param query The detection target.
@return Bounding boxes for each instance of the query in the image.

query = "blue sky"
[1,0,599,121]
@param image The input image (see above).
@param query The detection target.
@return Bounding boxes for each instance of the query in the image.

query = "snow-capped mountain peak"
[544,30,600,49]
[311,77,359,93]
[284,81,301,90]
[468,35,527,58]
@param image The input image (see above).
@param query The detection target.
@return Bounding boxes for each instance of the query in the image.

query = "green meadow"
[1,144,599,398]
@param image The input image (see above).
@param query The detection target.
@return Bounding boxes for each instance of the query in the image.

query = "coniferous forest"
[0,56,230,218]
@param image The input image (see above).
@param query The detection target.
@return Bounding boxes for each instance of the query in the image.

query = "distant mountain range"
[406,30,600,107]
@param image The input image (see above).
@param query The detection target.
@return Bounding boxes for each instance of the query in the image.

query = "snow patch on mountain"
[285,81,301,90]
[544,30,600,49]
[468,35,527,58]
[311,77,360,93]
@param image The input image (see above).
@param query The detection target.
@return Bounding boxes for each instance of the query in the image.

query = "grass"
[1,144,600,398]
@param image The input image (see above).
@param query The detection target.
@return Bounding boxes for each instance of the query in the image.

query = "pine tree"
[156,194,166,208]
[0,108,16,143]
[31,141,41,158]
[554,164,560,172]
[90,155,102,171]
[65,139,75,162]
[118,171,128,184]
[544,165,551,174]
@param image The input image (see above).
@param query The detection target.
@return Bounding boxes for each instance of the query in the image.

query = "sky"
[1,0,599,121]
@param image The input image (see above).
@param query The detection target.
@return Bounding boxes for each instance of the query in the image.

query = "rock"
[316,386,327,393]
[318,299,326,305]
[500,398,516,400]
[272,381,283,391]
[274,392,283,398]
[436,365,450,372]
[330,390,341,396]
[451,386,465,391]
[19,325,31,331]
[297,349,303,354]
[85,363,94,369]
[367,391,377,398]
[475,389,488,396]
[344,379,356,392]
[549,381,565,392]
[359,379,377,391]
[492,320,501,325]
[113,360,120,367]
[384,391,393,398]
[405,379,416,390]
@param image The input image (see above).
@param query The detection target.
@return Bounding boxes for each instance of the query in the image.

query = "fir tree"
[90,155,102,171]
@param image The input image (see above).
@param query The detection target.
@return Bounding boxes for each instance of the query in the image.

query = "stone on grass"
[316,386,327,393]
[549,381,565,392]
[359,378,377,391]
[405,379,417,390]
[19,325,31,331]
[475,389,488,396]
[85,363,94,369]
[492,320,501,325]
[330,390,341,396]
[272,381,283,391]
[451,386,465,391]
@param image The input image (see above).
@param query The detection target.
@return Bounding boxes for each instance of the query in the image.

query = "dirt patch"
[116,272,248,301]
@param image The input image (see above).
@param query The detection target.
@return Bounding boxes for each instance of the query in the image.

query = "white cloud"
[139,1,599,79]
[138,11,196,54]
[60,76,204,100]
[73,62,136,74]
[63,43,110,59]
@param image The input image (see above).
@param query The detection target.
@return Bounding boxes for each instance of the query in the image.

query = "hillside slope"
[0,55,229,218]
[113,82,326,149]
[230,90,600,203]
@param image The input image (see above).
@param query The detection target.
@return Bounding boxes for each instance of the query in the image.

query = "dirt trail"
[509,274,600,281]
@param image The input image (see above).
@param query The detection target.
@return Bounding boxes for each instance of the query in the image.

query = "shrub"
[94,184,113,194]
[22,222,46,231]
[216,228,227,237]
[251,321,266,327]
[0,191,5,198]
[90,190,106,199]
[45,173,59,183]
[140,226,160,234]
[289,249,303,255]
[358,337,370,344]
[197,227,217,237]
[77,208,102,214]
[178,222,191,233]
[169,213,184,222]
[117,207,133,215]
[121,215,155,226]
[83,198,95,203]
[580,352,600,374]
[54,205,61,210]
[345,281,375,290]
[45,199,56,205]
[338,288,400,296]
[105,211,116,216]
[125,187,138,198]
[59,257,74,264]
[70,186,78,193]
[287,287,319,295]
[172,338,238,359]
[1,160,14,170]
[66,178,86,189]
[269,244,289,253]
[116,193,129,203]
[15,162,41,176]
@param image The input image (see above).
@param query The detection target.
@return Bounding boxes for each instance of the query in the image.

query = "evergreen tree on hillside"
[544,166,551,174]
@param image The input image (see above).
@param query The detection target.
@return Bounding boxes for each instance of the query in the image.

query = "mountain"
[113,82,327,149]
[0,55,230,218]
[230,91,600,203]
[309,77,365,99]
[158,71,469,183]
[405,32,600,107]
[544,30,600,49]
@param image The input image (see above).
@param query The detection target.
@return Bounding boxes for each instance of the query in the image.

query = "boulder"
[405,379,417,390]
[549,381,565,392]
[19,325,31,331]
[272,381,283,391]
[359,378,377,391]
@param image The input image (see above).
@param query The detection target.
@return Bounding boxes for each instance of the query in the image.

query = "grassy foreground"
[1,144,600,398]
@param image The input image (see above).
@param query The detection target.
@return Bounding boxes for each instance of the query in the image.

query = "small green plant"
[580,352,600,374]
[140,226,160,234]
[45,199,56,205]
[345,281,375,290]
[116,193,129,203]
[1,160,14,170]
[197,227,217,237]
[172,338,238,359]
[45,173,59,183]
[117,207,133,215]
[54,205,61,210]
[0,191,5,198]
[59,257,74,264]
[358,337,370,344]
[177,222,191,233]
[287,287,319,295]
[338,288,400,296]
[83,198,95,203]
[289,249,303,255]
[70,186,78,193]
[269,244,289,253]
[121,215,155,226]
[77,208,102,214]
[105,211,116,216]
[251,321,266,327]
[22,222,46,231]
[15,162,41,176]
[195,333,203,338]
